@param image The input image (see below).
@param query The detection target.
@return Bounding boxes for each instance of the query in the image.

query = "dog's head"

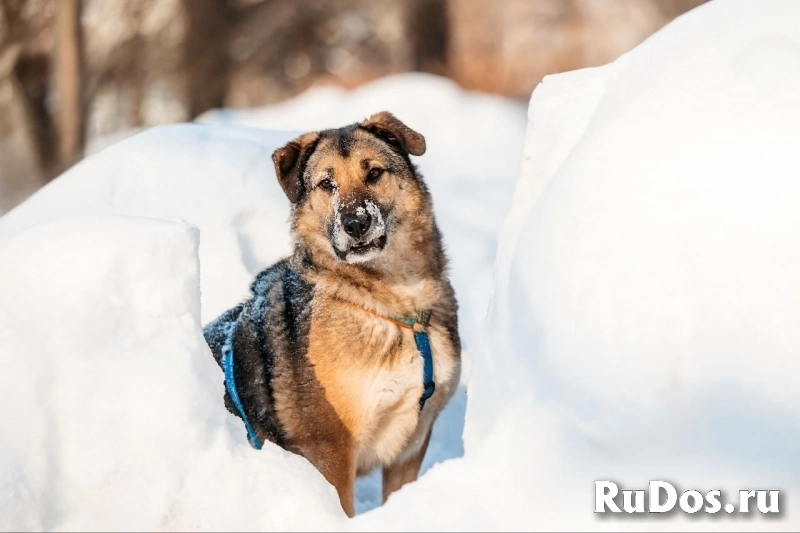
[272,112,431,266]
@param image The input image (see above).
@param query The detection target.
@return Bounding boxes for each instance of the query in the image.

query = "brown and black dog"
[203,112,461,517]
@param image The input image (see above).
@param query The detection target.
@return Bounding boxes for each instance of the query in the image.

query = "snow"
[0,125,299,325]
[470,0,800,463]
[2,0,800,529]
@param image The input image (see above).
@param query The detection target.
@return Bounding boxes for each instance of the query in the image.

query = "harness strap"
[413,330,436,410]
[356,304,436,411]
[222,323,263,450]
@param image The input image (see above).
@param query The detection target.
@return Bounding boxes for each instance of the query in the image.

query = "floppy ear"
[272,132,320,203]
[360,111,426,156]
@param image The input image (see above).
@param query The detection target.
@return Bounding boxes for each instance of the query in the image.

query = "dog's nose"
[342,211,372,240]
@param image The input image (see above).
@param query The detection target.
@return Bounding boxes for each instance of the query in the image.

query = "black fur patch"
[336,132,352,158]
[315,126,357,159]
[203,259,314,447]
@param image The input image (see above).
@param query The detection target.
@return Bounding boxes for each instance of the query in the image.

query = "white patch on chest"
[354,324,458,471]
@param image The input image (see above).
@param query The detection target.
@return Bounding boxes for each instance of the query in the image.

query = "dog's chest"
[353,321,457,468]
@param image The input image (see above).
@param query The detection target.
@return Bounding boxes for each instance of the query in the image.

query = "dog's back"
[203,258,314,448]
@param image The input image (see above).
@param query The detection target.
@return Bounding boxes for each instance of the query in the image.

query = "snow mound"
[0,215,345,530]
[358,0,800,530]
[470,0,800,459]
[0,124,299,324]
[199,72,525,188]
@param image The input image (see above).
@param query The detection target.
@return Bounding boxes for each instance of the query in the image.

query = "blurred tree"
[0,0,58,204]
[182,0,238,118]
[55,0,85,171]
[84,0,187,137]
[407,0,448,74]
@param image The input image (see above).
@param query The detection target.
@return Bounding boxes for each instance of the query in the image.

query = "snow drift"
[0,216,345,530]
[469,0,800,469]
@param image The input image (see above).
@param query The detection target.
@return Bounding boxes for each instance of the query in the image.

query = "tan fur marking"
[382,428,432,503]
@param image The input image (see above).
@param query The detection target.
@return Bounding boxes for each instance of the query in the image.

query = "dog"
[203,111,461,517]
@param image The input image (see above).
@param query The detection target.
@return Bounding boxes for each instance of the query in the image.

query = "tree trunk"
[55,0,85,173]
[407,0,449,75]
[182,0,238,119]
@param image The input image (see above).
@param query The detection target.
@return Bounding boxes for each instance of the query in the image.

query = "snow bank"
[0,125,299,325]
[0,216,345,530]
[357,0,800,530]
[471,0,800,461]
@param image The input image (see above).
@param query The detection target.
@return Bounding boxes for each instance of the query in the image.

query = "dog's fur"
[203,112,461,517]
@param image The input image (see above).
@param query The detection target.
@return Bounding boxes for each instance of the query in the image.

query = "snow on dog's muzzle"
[341,210,372,240]
[333,200,387,263]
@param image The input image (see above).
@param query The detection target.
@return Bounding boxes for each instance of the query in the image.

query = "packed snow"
[2,0,800,529]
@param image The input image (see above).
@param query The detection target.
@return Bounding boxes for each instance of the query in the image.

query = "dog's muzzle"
[333,201,387,263]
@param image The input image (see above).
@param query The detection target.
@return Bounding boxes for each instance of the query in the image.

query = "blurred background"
[0,0,705,215]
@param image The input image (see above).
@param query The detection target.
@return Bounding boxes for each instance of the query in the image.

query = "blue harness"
[386,309,436,411]
[222,308,435,450]
[222,323,264,449]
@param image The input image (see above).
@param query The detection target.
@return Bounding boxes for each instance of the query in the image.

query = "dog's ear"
[272,132,320,203]
[360,111,426,157]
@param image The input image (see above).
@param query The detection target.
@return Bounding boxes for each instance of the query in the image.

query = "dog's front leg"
[304,442,356,518]
[381,427,432,503]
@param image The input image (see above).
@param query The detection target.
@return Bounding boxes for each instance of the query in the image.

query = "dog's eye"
[317,179,335,191]
[366,168,384,183]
